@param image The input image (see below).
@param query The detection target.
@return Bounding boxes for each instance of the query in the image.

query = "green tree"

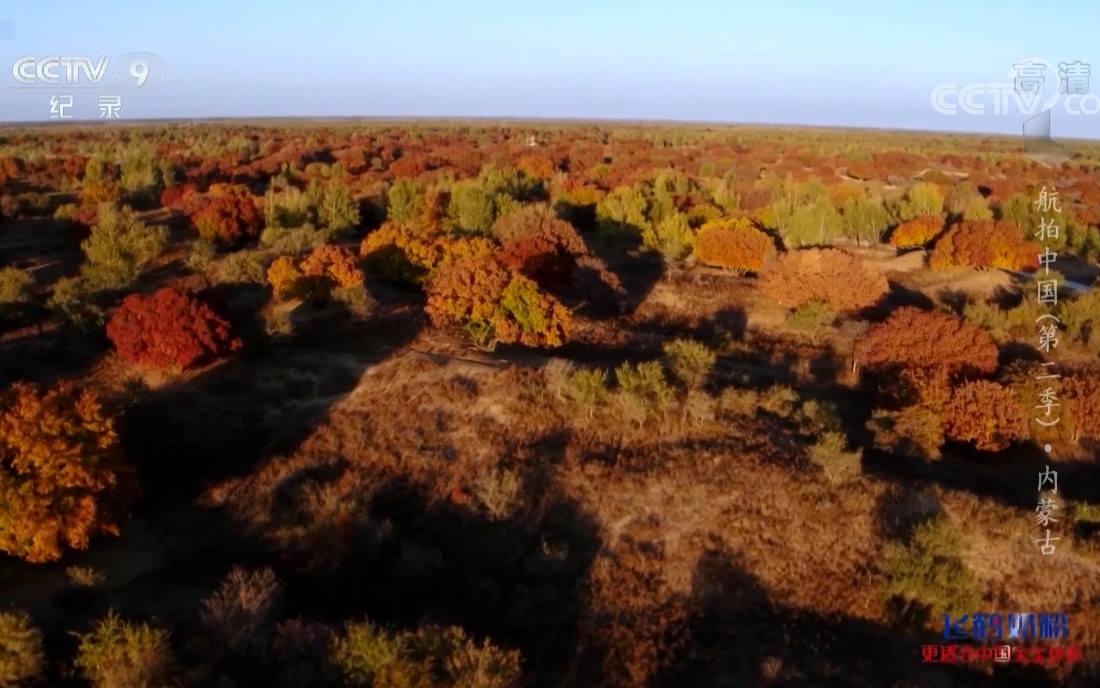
[81,204,168,290]
[840,193,891,246]
[892,182,944,222]
[318,178,360,235]
[595,185,649,239]
[385,178,425,224]
[446,179,495,235]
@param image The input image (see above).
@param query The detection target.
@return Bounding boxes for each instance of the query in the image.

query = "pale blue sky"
[1,1,1098,138]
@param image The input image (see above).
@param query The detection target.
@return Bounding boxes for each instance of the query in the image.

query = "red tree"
[942,380,1028,451]
[189,187,263,247]
[106,287,241,370]
[854,307,999,378]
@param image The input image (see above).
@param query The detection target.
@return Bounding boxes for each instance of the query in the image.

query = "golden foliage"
[0,383,134,563]
[360,221,496,286]
[694,217,773,273]
[942,380,1028,451]
[268,245,365,302]
[426,254,573,348]
[759,247,888,312]
[889,215,944,248]
[266,255,305,300]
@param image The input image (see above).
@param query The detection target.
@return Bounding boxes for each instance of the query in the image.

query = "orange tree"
[106,287,241,370]
[360,221,496,286]
[267,244,365,301]
[941,380,1028,451]
[928,219,1040,270]
[759,247,889,313]
[0,382,135,563]
[693,217,774,274]
[888,215,944,249]
[425,253,573,349]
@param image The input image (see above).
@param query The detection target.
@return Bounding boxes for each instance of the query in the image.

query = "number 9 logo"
[130,60,149,87]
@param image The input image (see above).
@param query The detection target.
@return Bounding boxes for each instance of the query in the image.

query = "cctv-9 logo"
[108,52,166,92]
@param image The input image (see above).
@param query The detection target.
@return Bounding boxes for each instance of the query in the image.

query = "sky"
[1,1,1098,139]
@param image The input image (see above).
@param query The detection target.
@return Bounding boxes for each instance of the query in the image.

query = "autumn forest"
[0,121,1099,687]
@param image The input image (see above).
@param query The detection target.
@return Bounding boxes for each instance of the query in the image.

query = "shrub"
[881,516,980,622]
[614,361,674,428]
[0,611,45,685]
[595,185,649,238]
[214,249,268,285]
[80,204,168,291]
[0,266,34,308]
[888,215,944,249]
[498,236,575,290]
[262,186,313,229]
[47,276,104,329]
[961,196,993,221]
[809,432,863,484]
[661,338,716,390]
[74,610,173,688]
[266,255,306,300]
[446,179,496,235]
[869,406,945,460]
[693,217,773,273]
[200,567,283,656]
[928,219,1040,271]
[106,287,241,370]
[333,283,376,319]
[641,212,695,261]
[493,204,588,287]
[426,254,573,349]
[300,245,364,288]
[158,183,199,210]
[331,621,521,688]
[490,203,586,253]
[79,179,121,206]
[892,182,944,222]
[1063,369,1100,442]
[0,382,134,563]
[759,248,888,312]
[267,245,365,303]
[854,307,999,379]
[385,178,426,224]
[191,186,263,247]
[941,380,1028,451]
[785,300,834,342]
[317,178,360,234]
[361,222,496,286]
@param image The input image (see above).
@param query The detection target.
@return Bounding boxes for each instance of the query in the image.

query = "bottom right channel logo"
[921,644,1084,665]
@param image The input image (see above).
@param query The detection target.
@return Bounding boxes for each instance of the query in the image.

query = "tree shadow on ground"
[168,426,602,688]
[577,235,666,319]
[653,542,1093,687]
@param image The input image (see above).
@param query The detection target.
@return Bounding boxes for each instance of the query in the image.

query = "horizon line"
[0,115,1097,144]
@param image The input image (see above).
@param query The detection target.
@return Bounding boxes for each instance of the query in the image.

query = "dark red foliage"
[499,236,577,289]
[159,184,200,210]
[189,188,263,246]
[106,287,241,371]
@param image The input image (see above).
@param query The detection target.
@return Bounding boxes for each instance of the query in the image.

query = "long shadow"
[652,543,1093,687]
[183,426,601,688]
[575,232,665,320]
[121,289,425,499]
